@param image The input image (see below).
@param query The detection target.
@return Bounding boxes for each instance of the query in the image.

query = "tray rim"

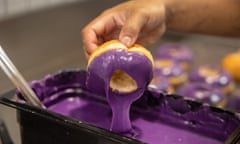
[0,89,143,144]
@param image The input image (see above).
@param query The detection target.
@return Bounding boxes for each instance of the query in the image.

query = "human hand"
[82,0,168,58]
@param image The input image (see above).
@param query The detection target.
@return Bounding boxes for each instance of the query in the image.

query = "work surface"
[0,0,240,94]
[0,0,240,143]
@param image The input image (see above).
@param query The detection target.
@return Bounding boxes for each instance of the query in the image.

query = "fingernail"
[121,36,132,47]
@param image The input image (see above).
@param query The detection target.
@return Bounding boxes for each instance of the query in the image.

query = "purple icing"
[153,58,187,86]
[87,49,153,132]
[17,69,87,107]
[86,49,153,95]
[177,83,225,106]
[154,58,185,78]
[16,70,240,144]
[148,75,173,93]
[155,43,193,64]
[189,65,233,88]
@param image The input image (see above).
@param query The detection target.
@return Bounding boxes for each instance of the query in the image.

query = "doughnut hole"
[110,69,137,93]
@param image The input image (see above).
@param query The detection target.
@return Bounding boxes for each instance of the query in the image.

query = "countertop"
[0,0,240,143]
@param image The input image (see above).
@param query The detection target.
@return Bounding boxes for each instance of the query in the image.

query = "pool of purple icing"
[17,70,240,144]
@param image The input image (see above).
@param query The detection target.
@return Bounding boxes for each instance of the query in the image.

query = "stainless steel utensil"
[0,45,43,107]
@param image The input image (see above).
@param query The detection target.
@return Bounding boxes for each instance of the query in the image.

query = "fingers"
[82,12,119,57]
[82,0,167,59]
[119,10,148,47]
[82,28,99,56]
[137,24,166,46]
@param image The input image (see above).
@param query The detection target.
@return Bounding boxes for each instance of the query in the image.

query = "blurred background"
[0,0,97,94]
[0,1,121,144]
[0,0,239,144]
[0,0,86,20]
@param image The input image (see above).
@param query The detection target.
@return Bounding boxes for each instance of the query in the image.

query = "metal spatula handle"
[0,45,42,107]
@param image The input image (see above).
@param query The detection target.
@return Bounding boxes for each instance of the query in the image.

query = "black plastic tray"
[1,69,240,144]
[1,91,240,144]
[0,90,142,144]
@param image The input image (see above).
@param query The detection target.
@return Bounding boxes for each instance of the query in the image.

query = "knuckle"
[135,8,149,18]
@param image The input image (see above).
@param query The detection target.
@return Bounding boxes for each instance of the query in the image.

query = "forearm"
[165,0,240,37]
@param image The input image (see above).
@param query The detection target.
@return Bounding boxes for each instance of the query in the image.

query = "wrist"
[163,0,177,24]
[163,0,189,31]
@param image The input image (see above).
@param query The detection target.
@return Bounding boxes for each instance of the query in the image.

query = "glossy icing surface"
[48,95,221,144]
[17,70,240,144]
[87,49,153,132]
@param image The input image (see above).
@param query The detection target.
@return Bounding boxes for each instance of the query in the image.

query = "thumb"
[119,11,147,47]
